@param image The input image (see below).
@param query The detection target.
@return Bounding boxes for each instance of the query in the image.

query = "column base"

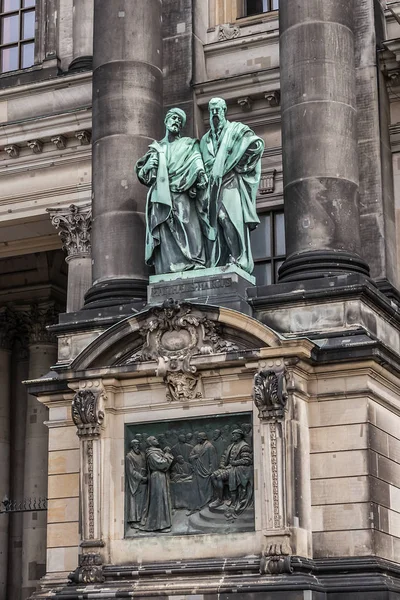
[278,250,370,283]
[84,279,147,308]
[68,55,93,72]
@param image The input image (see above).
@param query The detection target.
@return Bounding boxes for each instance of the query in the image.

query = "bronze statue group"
[125,424,254,533]
[136,98,265,277]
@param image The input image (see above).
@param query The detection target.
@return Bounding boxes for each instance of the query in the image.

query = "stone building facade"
[1,1,400,599]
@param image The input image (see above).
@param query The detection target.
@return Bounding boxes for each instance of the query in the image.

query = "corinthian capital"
[47,204,92,258]
[0,307,17,350]
[20,303,59,345]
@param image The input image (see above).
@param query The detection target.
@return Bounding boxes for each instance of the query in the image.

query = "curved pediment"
[71,301,282,373]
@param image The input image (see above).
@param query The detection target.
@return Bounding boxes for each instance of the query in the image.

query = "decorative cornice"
[265,90,280,107]
[237,96,253,111]
[259,169,277,194]
[4,144,20,158]
[47,203,91,258]
[27,139,44,154]
[75,130,92,146]
[71,389,104,438]
[253,368,288,421]
[51,135,67,150]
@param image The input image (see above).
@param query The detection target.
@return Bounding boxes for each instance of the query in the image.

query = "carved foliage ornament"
[72,390,104,437]
[260,541,292,575]
[125,299,239,376]
[253,369,288,421]
[47,203,92,258]
[219,23,240,41]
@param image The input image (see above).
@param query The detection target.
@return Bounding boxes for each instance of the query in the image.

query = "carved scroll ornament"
[253,369,288,421]
[124,299,238,376]
[72,389,104,437]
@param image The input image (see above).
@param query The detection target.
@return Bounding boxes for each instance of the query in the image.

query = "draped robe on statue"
[125,450,147,525]
[200,122,264,274]
[140,446,174,531]
[189,441,218,509]
[136,137,214,274]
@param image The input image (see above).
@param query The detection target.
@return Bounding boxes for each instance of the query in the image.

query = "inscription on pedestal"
[125,413,254,537]
[151,277,233,299]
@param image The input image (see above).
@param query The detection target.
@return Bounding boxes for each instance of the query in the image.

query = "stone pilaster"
[48,204,92,313]
[278,0,370,282]
[0,309,16,600]
[69,0,94,72]
[68,385,105,585]
[21,305,58,600]
[85,0,163,307]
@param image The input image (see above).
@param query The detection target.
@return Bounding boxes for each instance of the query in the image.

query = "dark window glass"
[251,209,286,286]
[1,0,35,73]
[244,0,279,16]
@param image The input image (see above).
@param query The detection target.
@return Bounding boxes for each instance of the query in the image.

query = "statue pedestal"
[148,266,256,314]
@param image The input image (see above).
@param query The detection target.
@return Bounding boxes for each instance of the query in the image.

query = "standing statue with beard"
[200,98,264,274]
[136,107,215,274]
[140,436,174,532]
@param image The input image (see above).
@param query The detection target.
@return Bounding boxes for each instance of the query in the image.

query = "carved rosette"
[123,299,239,376]
[253,369,288,421]
[47,203,92,259]
[72,389,104,438]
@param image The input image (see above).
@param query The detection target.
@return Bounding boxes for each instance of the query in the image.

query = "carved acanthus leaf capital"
[72,389,104,438]
[47,203,92,258]
[20,303,59,345]
[253,369,288,421]
[0,307,18,350]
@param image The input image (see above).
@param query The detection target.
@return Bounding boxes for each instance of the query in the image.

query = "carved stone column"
[253,368,292,575]
[68,386,105,585]
[48,204,92,313]
[0,310,15,600]
[69,0,94,72]
[278,0,370,282]
[85,0,163,306]
[21,304,58,600]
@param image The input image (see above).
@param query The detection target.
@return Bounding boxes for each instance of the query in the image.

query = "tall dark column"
[85,0,163,306]
[278,1,370,282]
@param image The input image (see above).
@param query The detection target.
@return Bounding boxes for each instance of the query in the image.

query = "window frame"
[236,0,279,20]
[0,0,36,74]
[252,207,286,286]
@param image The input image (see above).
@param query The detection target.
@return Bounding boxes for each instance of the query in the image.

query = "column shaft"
[66,256,92,312]
[69,0,94,71]
[0,348,11,600]
[85,0,163,306]
[21,343,57,600]
[278,1,369,282]
[7,348,28,600]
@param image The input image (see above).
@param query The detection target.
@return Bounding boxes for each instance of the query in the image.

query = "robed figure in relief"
[136,107,215,274]
[200,97,264,274]
[139,436,174,532]
[125,439,148,528]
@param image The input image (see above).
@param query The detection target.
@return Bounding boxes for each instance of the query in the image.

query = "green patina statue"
[136,100,264,276]
[200,97,265,274]
[136,108,215,275]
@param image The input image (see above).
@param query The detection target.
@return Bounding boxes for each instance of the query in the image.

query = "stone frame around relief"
[124,412,254,537]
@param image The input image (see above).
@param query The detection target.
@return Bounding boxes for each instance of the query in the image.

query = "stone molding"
[75,130,92,145]
[265,90,281,107]
[47,203,92,258]
[260,540,293,575]
[4,144,20,158]
[218,23,240,41]
[68,553,104,585]
[27,139,44,154]
[165,371,203,402]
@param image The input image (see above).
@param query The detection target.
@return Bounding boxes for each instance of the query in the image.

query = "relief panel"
[125,413,254,537]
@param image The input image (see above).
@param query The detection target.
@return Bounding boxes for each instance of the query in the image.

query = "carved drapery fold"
[47,203,92,259]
